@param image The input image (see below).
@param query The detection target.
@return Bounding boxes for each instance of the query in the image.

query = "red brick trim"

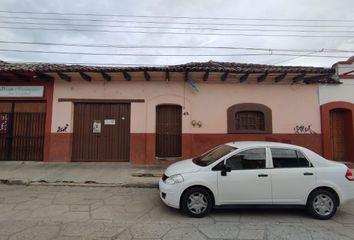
[130,133,322,166]
[43,80,54,161]
[47,133,72,161]
[44,132,323,165]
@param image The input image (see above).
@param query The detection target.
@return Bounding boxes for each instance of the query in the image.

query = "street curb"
[0,179,159,188]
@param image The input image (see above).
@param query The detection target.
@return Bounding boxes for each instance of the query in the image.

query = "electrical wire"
[0,15,352,28]
[0,26,352,38]
[0,48,350,58]
[0,40,352,53]
[271,50,323,64]
[3,60,162,66]
[1,10,353,22]
[0,11,351,66]
[1,20,354,33]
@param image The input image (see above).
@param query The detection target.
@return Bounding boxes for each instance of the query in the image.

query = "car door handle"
[303,172,314,176]
[258,174,268,177]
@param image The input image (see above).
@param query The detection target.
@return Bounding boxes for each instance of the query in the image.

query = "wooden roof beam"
[165,69,170,82]
[101,71,111,81]
[34,72,53,81]
[292,73,306,83]
[274,73,287,82]
[257,71,268,83]
[184,69,189,82]
[203,69,209,81]
[240,73,249,83]
[0,74,11,81]
[122,71,131,81]
[221,70,229,81]
[144,70,150,81]
[13,73,31,81]
[79,72,91,81]
[57,72,71,81]
[303,74,330,84]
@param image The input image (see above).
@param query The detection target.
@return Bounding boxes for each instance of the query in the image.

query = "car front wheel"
[181,187,212,218]
[307,189,337,220]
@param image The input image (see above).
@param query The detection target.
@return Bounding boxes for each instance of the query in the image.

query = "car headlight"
[165,174,184,185]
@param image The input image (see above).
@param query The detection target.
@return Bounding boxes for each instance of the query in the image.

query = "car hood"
[164,159,202,176]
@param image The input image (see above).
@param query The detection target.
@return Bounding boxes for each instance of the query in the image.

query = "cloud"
[0,0,353,67]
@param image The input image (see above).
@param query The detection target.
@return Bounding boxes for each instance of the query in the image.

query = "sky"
[0,0,353,67]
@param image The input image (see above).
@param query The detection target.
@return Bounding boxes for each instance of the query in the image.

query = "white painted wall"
[319,62,354,105]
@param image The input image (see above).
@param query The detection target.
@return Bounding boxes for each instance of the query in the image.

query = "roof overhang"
[0,61,338,84]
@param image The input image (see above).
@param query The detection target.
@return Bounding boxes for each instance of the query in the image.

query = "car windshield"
[193,144,237,166]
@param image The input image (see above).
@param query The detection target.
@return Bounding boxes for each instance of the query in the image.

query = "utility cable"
[0,40,352,53]
[0,26,352,38]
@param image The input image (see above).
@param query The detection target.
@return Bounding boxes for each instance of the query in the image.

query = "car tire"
[306,189,337,220]
[181,187,212,218]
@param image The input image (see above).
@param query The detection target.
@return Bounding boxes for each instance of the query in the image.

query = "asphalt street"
[0,184,354,240]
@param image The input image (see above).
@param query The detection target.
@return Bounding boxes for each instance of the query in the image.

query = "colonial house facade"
[319,57,354,166]
[1,60,352,166]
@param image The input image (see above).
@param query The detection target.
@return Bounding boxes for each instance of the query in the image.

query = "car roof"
[225,141,303,149]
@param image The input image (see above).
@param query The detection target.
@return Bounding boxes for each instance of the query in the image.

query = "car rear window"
[271,148,312,168]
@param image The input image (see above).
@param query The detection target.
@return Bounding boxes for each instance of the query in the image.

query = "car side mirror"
[221,165,231,176]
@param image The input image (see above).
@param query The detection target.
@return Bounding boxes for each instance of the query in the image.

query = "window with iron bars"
[235,111,265,131]
[227,103,272,134]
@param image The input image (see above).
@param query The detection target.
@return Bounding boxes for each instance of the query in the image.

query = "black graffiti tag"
[294,125,317,134]
[57,124,69,133]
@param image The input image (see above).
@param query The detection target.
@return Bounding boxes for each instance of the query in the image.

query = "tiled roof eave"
[0,62,335,73]
[0,61,337,83]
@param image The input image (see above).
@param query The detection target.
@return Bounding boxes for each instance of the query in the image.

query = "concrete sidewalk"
[0,161,165,187]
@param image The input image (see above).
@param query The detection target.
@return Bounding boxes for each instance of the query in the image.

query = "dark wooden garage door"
[0,101,46,161]
[156,104,182,158]
[72,103,130,162]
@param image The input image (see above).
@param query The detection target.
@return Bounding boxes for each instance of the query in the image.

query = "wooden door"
[72,103,130,162]
[156,104,182,158]
[0,101,46,161]
[330,109,347,161]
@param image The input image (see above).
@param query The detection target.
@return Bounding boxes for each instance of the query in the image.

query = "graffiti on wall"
[294,125,317,134]
[57,124,69,133]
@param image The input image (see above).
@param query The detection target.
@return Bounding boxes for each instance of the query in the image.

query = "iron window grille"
[236,111,265,131]
[227,103,272,134]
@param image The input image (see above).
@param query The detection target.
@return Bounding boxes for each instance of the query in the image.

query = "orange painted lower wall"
[47,133,73,162]
[130,133,323,165]
[189,133,322,156]
[47,132,323,165]
[130,133,146,165]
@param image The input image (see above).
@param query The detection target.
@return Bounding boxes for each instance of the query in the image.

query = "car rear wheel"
[181,187,212,218]
[307,189,337,220]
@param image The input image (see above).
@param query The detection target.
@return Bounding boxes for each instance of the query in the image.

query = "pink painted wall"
[51,73,321,135]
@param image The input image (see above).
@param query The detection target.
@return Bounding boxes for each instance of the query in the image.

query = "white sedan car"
[159,141,354,219]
